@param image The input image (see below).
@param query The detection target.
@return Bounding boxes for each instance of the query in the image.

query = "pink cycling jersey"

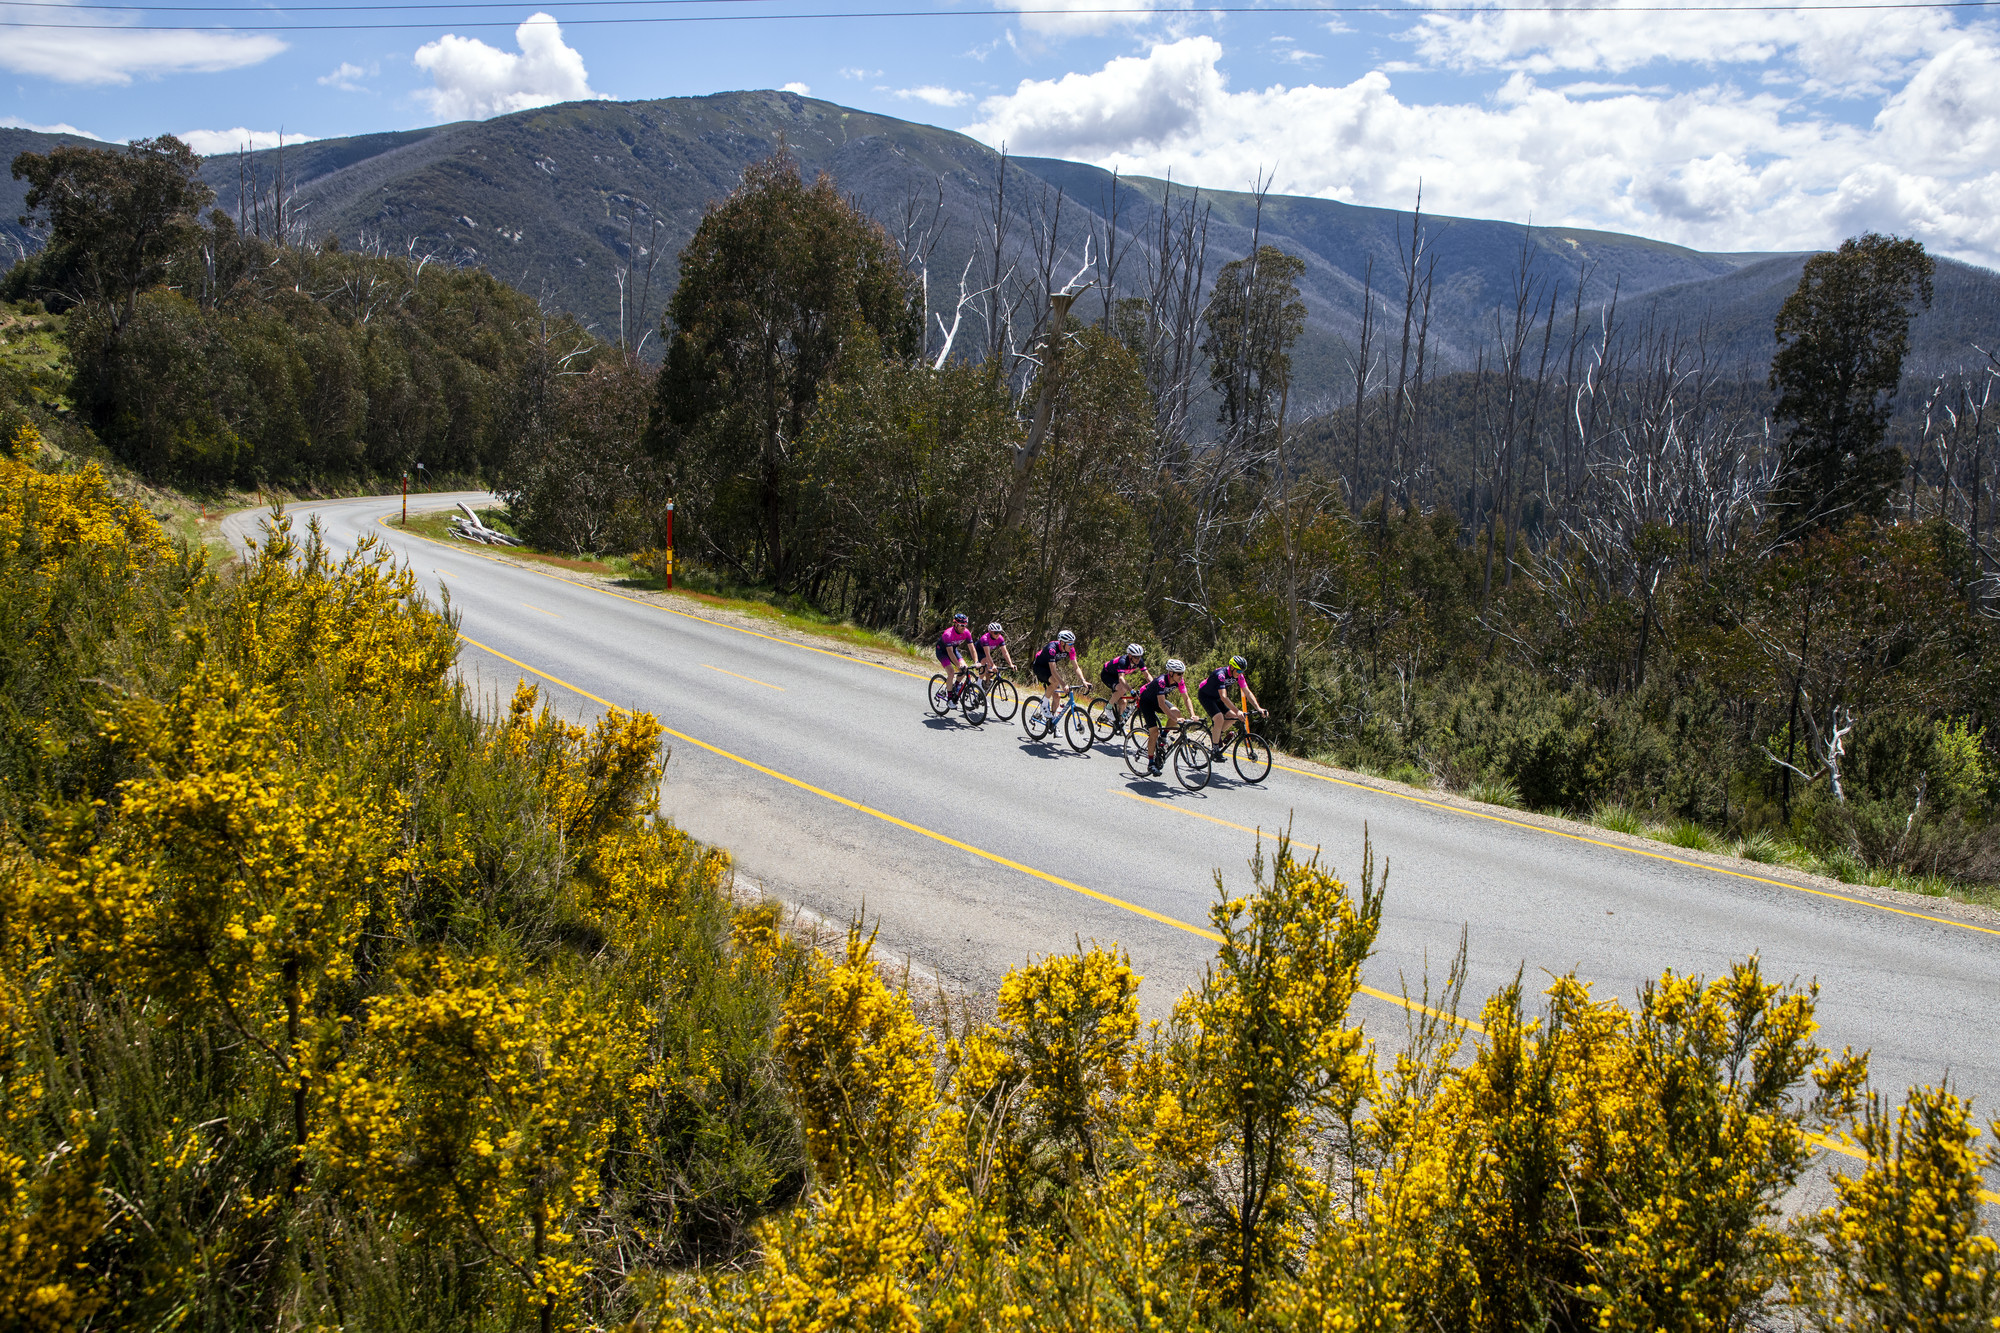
[976,631,1007,656]
[937,626,974,659]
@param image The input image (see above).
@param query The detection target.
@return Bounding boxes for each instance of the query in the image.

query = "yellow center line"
[521,603,561,618]
[451,632,1999,1194]
[1115,788,1322,854]
[704,663,785,691]
[1276,764,2000,940]
[457,632,1476,1035]
[387,515,930,680]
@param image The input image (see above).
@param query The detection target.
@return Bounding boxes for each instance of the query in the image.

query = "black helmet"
[1230,655,1248,671]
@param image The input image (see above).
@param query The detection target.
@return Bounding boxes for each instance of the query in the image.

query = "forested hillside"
[11,91,1995,399]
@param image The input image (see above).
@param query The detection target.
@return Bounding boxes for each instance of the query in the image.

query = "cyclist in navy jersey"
[1097,643,1148,723]
[1136,659,1193,775]
[1198,654,1265,752]
[936,613,975,699]
[1031,629,1085,716]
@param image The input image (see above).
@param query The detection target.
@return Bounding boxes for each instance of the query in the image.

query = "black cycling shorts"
[1032,660,1053,684]
[1198,683,1228,717]
[1139,695,1165,729]
[1099,665,1124,690]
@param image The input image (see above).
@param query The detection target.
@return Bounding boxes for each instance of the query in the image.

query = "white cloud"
[1407,0,1965,98]
[839,67,882,80]
[177,128,319,156]
[0,116,102,138]
[894,85,972,106]
[964,35,2000,269]
[413,13,601,122]
[318,60,374,91]
[0,0,282,86]
[781,81,811,94]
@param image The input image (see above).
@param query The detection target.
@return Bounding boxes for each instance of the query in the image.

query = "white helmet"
[1126,643,1145,658]
[988,622,1003,633]
[1165,658,1186,674]
[1058,629,1075,644]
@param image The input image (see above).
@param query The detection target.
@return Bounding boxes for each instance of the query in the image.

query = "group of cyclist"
[933,611,1265,777]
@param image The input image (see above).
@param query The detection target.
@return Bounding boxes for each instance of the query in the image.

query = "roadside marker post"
[665,500,675,590]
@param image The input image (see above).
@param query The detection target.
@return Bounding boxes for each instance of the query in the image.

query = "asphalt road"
[225,493,2000,1162]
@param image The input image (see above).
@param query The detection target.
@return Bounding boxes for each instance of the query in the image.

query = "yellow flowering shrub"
[1178,836,1383,1312]
[1797,1084,2000,1330]
[317,957,635,1333]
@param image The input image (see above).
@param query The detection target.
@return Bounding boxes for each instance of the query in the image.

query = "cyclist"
[936,612,976,699]
[1032,629,1086,718]
[1199,654,1266,752]
[1136,659,1193,776]
[976,621,1014,680]
[1097,642,1148,725]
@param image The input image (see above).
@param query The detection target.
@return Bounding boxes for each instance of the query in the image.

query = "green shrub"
[1467,776,1523,808]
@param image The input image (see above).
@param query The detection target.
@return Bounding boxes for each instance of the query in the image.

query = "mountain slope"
[5,96,1998,392]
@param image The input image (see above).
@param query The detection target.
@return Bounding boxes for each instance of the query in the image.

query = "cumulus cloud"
[0,115,102,137]
[781,81,811,94]
[0,0,282,86]
[895,85,972,106]
[413,13,601,121]
[177,128,318,156]
[319,61,374,91]
[964,35,2000,269]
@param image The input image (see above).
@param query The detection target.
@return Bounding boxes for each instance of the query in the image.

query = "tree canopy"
[1768,232,1935,534]
[650,154,920,589]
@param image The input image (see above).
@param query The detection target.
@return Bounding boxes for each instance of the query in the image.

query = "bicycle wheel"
[960,681,988,726]
[1063,702,1093,752]
[1086,697,1116,741]
[928,674,952,716]
[1123,724,1156,778]
[989,677,1019,721]
[1023,696,1048,740]
[1232,732,1272,784]
[1174,733,1213,791]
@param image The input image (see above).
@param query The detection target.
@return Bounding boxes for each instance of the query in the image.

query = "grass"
[1664,820,1723,853]
[398,506,924,663]
[1466,776,1522,808]
[1592,805,1646,836]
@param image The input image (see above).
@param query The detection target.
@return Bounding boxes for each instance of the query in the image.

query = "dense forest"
[4,133,1998,901]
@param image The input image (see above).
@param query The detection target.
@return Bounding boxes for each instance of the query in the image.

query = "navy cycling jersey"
[1203,666,1244,694]
[1137,674,1180,707]
[1035,640,1078,667]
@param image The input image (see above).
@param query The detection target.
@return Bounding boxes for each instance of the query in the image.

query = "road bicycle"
[928,664,988,726]
[1123,716,1213,790]
[1022,686,1092,752]
[977,664,1021,722]
[1197,713,1274,783]
[1086,692,1141,743]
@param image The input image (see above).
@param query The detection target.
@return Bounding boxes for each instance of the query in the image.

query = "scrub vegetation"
[3,133,1999,1330]
[3,432,1996,1330]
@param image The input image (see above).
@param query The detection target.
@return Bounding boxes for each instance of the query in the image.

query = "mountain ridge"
[4,94,1996,392]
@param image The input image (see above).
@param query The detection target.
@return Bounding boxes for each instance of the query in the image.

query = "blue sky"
[7,0,2000,267]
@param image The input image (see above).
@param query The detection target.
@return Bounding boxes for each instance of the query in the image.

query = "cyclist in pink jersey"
[936,613,976,699]
[976,622,1014,673]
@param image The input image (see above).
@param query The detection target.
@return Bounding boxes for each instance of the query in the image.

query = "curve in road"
[223,494,2000,1194]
